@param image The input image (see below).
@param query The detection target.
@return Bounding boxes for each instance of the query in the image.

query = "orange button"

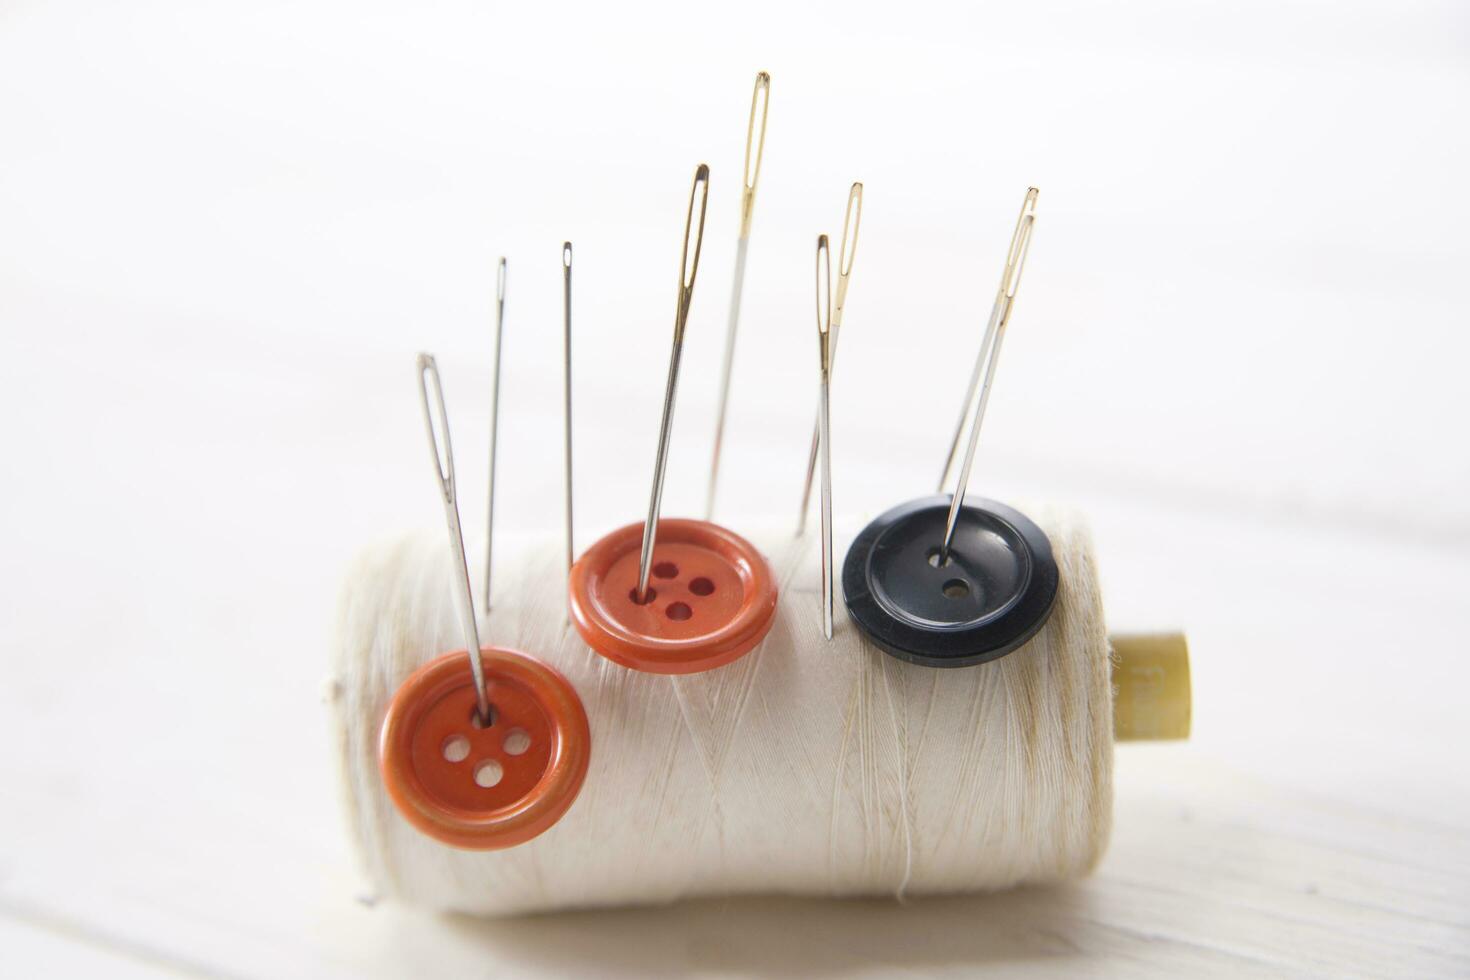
[379,648,590,849]
[568,518,778,674]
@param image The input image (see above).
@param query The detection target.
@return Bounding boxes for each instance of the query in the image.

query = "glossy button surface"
[379,648,590,849]
[569,518,778,674]
[842,495,1058,668]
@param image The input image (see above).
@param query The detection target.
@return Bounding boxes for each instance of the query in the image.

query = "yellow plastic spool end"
[1110,631,1192,741]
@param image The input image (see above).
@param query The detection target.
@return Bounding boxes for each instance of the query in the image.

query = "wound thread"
[330,510,1114,916]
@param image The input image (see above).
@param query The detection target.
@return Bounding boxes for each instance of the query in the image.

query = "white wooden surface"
[2,1,1468,976]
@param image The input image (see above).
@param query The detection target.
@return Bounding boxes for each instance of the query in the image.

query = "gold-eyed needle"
[937,188,1039,493]
[798,182,862,535]
[815,234,835,639]
[705,72,771,520]
[636,164,712,603]
[937,188,1039,564]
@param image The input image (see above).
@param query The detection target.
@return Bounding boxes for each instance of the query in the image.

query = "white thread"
[875,651,915,898]
[328,510,1114,916]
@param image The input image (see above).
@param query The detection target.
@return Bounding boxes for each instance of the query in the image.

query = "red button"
[379,648,590,849]
[568,518,778,674]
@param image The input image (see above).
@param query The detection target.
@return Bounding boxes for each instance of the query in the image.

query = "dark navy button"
[841,494,1058,668]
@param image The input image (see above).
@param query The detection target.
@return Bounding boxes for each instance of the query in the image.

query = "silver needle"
[482,257,505,614]
[417,353,491,724]
[562,242,574,580]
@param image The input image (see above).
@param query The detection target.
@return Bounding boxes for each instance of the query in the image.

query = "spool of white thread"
[329,509,1119,916]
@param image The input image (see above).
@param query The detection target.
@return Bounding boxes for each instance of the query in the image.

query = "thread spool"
[329,510,1189,916]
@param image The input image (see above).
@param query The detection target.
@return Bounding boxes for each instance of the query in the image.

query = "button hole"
[503,728,531,756]
[473,759,504,788]
[442,735,470,762]
[941,579,970,599]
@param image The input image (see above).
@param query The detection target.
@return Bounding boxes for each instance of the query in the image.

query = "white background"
[1,0,1467,976]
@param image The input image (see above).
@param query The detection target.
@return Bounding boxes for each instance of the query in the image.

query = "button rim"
[568,518,778,674]
[379,648,590,849]
[841,495,1059,668]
